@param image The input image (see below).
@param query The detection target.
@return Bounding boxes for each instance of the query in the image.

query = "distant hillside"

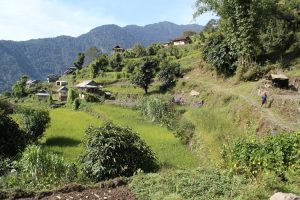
[0,21,203,92]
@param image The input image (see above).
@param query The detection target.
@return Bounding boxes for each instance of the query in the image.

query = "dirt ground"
[1,179,137,200]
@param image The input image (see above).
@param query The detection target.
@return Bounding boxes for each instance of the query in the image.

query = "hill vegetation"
[1,1,300,199]
[0,22,203,92]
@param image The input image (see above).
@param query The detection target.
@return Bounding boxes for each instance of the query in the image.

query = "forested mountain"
[0,21,203,92]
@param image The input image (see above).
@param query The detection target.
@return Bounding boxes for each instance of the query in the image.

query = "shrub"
[223,132,300,177]
[0,113,25,158]
[72,98,80,110]
[138,97,179,129]
[80,123,158,181]
[15,107,50,143]
[19,145,76,186]
[67,88,77,105]
[0,157,14,176]
[174,120,195,145]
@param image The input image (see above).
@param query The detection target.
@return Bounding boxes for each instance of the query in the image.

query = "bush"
[72,98,80,110]
[0,157,14,176]
[223,132,300,177]
[138,97,179,129]
[0,113,25,158]
[15,106,50,143]
[67,89,77,105]
[80,123,158,181]
[174,120,195,145]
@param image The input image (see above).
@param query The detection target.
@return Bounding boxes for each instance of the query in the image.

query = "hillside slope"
[0,22,203,92]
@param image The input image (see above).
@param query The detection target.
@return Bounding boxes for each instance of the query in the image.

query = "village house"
[56,80,68,86]
[172,36,192,46]
[36,89,50,101]
[76,80,103,99]
[26,80,39,88]
[113,45,125,53]
[47,74,60,83]
[57,86,68,101]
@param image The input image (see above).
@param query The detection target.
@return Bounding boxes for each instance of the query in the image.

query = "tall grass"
[184,107,242,165]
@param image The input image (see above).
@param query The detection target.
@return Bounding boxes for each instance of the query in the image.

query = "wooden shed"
[113,45,125,53]
[269,74,289,88]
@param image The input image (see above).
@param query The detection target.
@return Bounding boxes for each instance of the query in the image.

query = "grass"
[41,108,103,161]
[42,105,199,169]
[89,104,199,169]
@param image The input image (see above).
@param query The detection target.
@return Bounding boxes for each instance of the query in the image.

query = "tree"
[194,0,277,65]
[157,60,181,91]
[182,31,197,38]
[90,54,109,78]
[74,52,85,70]
[0,113,25,158]
[84,46,102,66]
[202,32,236,76]
[81,123,158,181]
[131,58,158,94]
[67,88,77,105]
[15,107,50,143]
[146,43,162,56]
[12,75,28,98]
[170,46,182,59]
[132,43,147,58]
[110,53,123,71]
[203,19,218,33]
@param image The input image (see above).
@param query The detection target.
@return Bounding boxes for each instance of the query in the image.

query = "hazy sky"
[0,0,216,41]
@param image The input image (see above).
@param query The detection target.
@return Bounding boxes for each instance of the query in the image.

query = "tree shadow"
[44,137,81,147]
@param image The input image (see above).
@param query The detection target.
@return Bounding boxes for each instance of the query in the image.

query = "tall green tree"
[0,113,25,158]
[74,52,85,70]
[131,58,158,94]
[15,107,50,143]
[132,43,147,58]
[157,60,181,91]
[12,75,28,98]
[90,54,109,78]
[194,0,277,65]
[110,53,123,71]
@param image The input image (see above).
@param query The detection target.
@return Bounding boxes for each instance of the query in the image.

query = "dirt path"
[3,180,137,200]
[189,73,300,132]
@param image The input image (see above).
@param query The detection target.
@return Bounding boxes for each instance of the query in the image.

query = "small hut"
[113,45,125,53]
[57,86,68,101]
[172,36,192,46]
[269,74,289,88]
[36,89,50,101]
[76,80,103,100]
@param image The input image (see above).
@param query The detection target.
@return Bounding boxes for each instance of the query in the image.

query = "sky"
[0,0,216,41]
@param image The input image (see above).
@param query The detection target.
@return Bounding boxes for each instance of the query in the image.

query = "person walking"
[261,92,267,107]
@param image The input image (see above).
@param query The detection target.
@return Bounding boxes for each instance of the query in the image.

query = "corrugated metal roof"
[270,74,288,80]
